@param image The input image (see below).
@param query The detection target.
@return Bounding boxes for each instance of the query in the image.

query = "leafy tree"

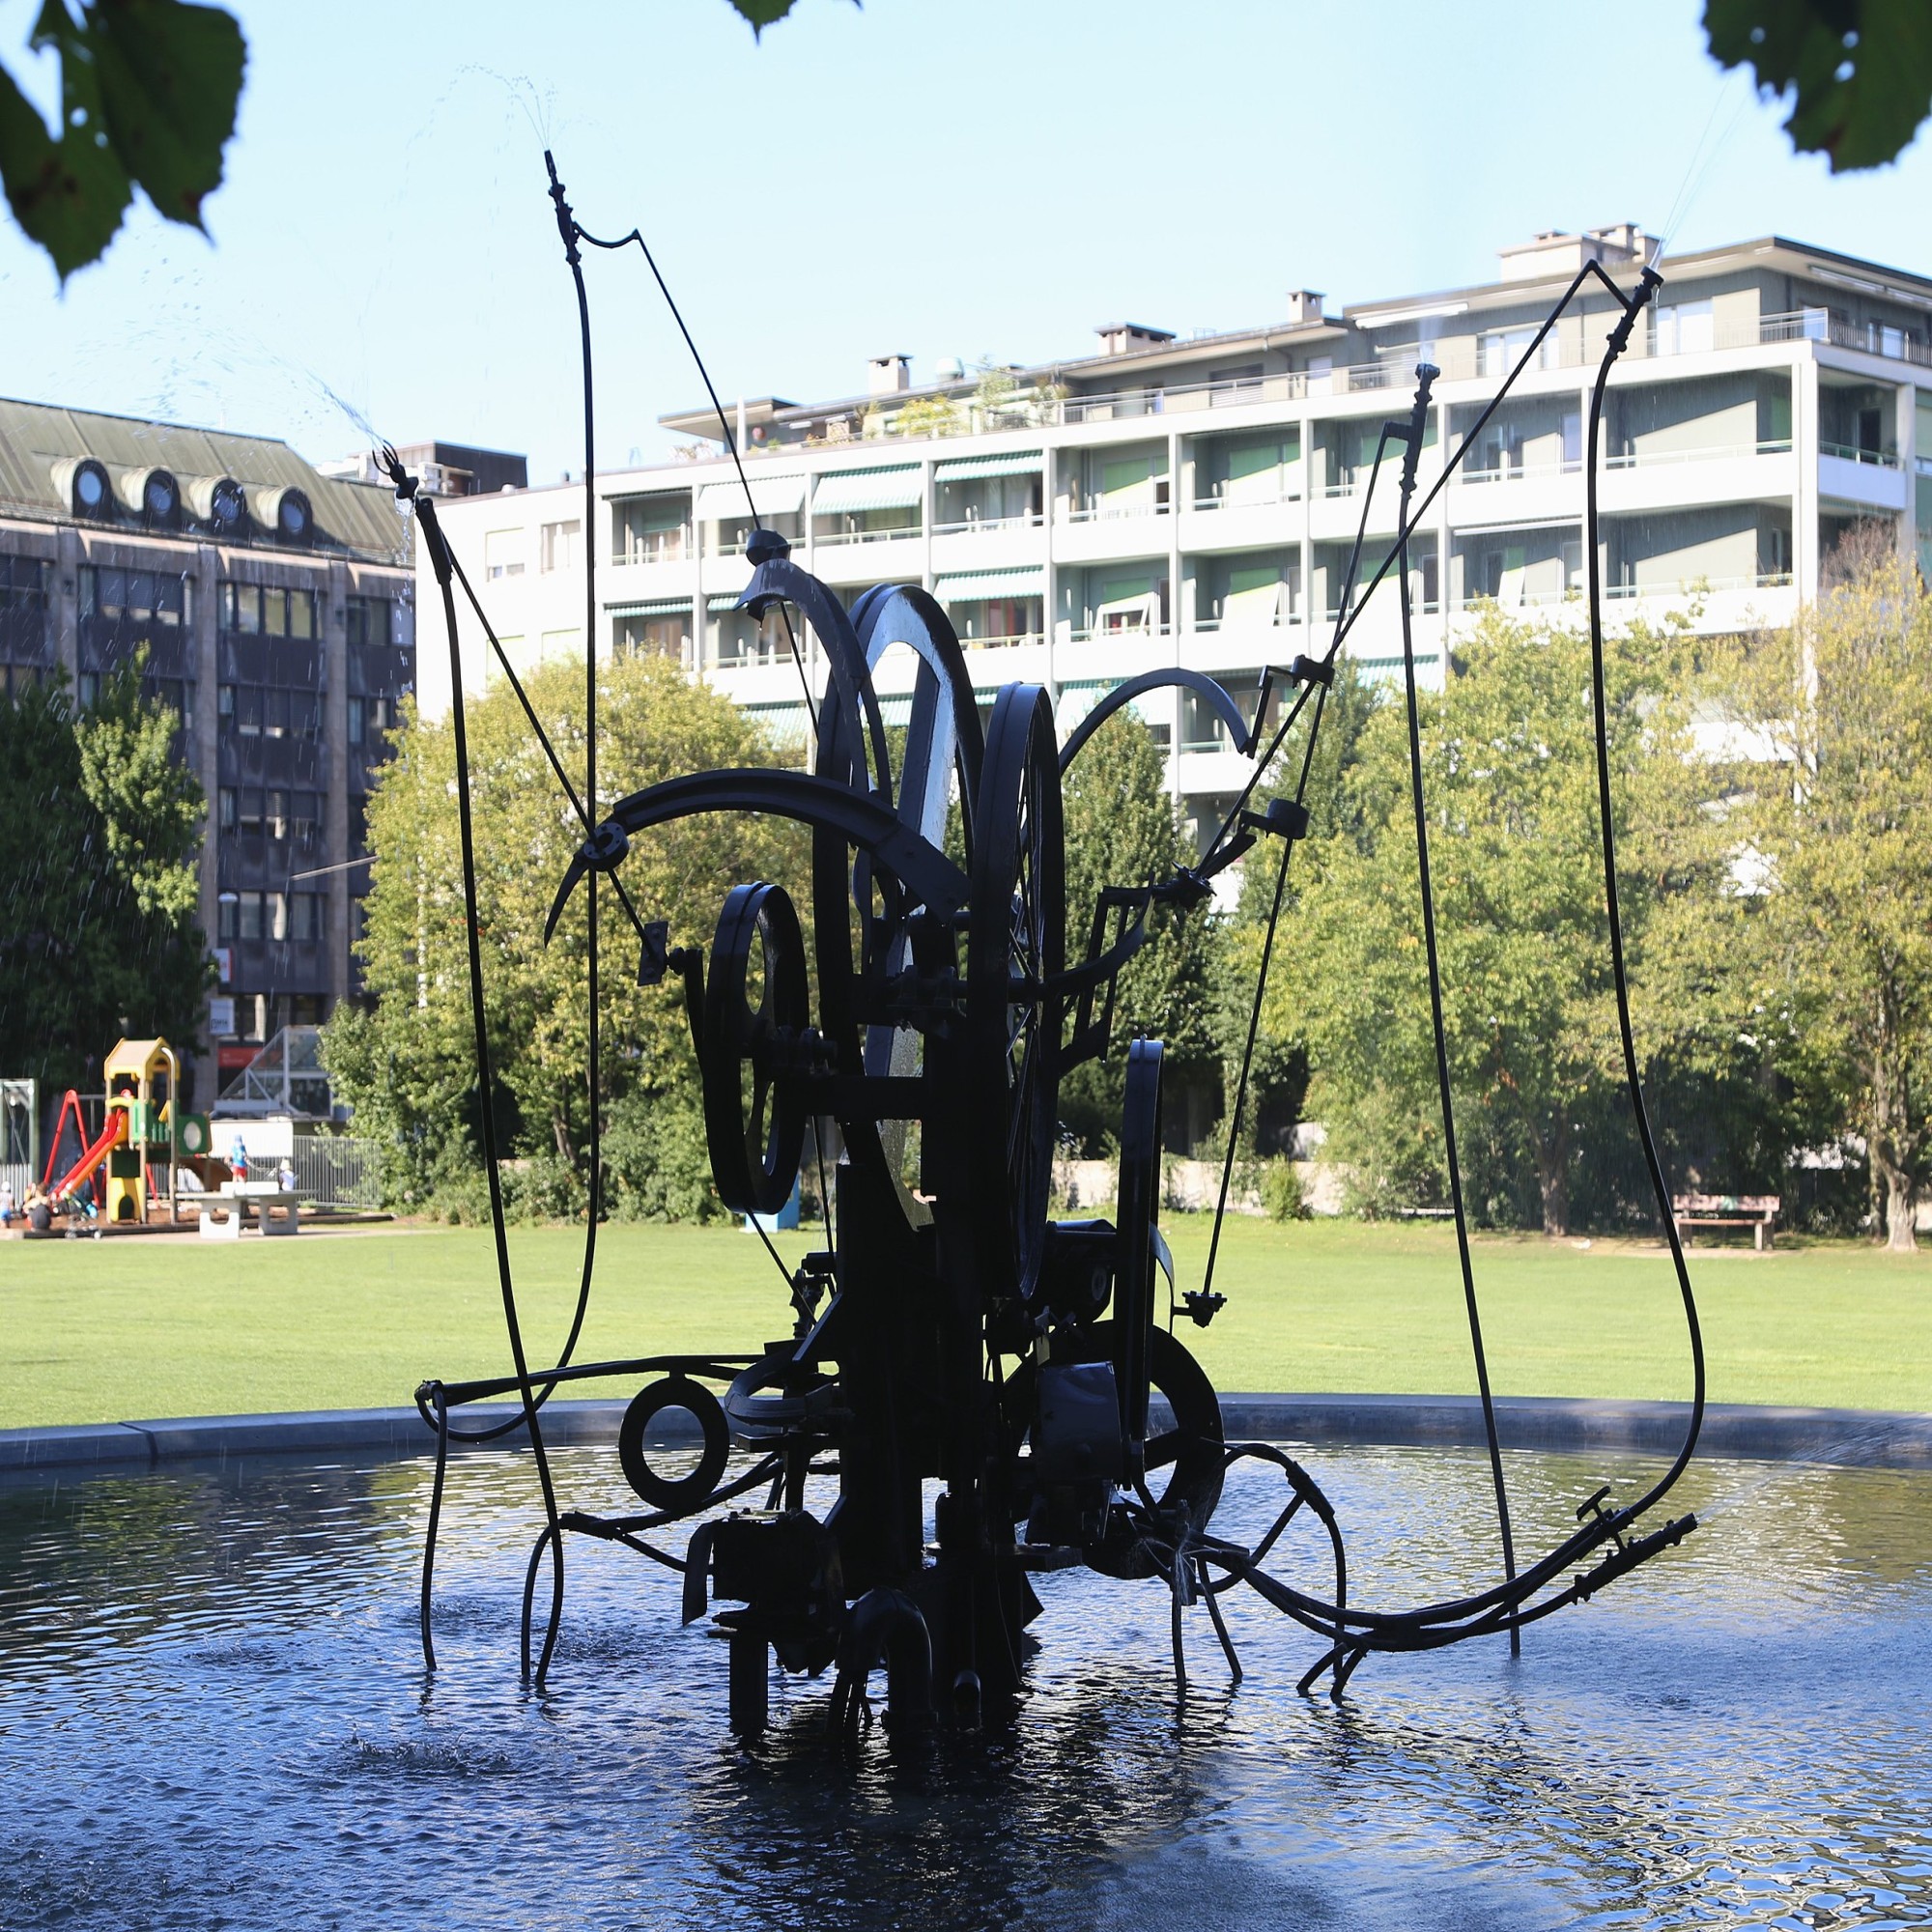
[1253,609,1747,1236]
[1058,710,1216,1154]
[1722,546,1932,1250]
[0,661,207,1099]
[323,650,802,1219]
[1706,0,1932,171]
[0,0,244,280]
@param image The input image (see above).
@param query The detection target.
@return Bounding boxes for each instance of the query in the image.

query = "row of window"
[347,694,397,745]
[217,683,324,740]
[218,890,326,943]
[486,520,582,579]
[80,566,189,624]
[217,787,326,841]
[220,582,318,639]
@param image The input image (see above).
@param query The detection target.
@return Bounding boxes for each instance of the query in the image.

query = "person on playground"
[0,1180,14,1229]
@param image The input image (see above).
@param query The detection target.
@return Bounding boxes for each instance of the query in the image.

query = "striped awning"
[811,465,922,515]
[708,592,749,612]
[935,565,1044,603]
[608,598,692,617]
[696,473,805,521]
[933,450,1043,482]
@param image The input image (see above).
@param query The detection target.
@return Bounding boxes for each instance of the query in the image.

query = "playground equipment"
[42,1037,210,1225]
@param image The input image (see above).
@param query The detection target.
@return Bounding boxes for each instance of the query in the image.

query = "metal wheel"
[701,882,810,1214]
[968,684,1065,1300]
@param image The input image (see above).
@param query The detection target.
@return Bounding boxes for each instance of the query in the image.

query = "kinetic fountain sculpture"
[401,160,1704,1734]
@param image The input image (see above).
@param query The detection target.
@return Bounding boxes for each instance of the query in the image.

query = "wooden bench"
[1672,1193,1779,1251]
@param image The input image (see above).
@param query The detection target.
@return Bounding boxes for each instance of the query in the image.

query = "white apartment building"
[418,225,1932,850]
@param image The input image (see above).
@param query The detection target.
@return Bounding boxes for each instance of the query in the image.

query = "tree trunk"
[1534,1115,1571,1238]
[553,1112,576,1164]
[1880,1160,1919,1254]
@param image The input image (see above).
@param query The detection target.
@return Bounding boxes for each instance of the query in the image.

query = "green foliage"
[1719,547,1932,1248]
[1259,1158,1308,1221]
[1251,610,1749,1236]
[323,651,800,1220]
[0,0,243,280]
[0,662,207,1097]
[1058,711,1216,1153]
[893,393,963,440]
[1707,0,1932,171]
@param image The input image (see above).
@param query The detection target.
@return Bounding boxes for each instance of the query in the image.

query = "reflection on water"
[3,1440,1930,1931]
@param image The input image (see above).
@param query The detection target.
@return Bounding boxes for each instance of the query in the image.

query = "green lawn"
[2,1216,1928,1428]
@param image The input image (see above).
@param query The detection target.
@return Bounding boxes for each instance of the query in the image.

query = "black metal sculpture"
[398,160,1706,1733]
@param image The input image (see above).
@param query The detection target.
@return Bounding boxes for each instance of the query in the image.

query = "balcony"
[931,513,1044,538]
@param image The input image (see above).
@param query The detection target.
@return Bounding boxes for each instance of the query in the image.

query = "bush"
[1261,1159,1309,1221]
[603,1086,723,1224]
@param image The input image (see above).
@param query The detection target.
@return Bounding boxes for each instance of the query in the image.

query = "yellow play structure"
[43,1037,209,1224]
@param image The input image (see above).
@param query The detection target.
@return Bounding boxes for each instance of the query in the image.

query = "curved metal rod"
[740,554,894,801]
[1058,668,1250,773]
[544,767,970,944]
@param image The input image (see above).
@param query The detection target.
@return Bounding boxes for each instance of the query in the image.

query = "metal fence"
[243,1138,384,1210]
[2,1160,30,1211]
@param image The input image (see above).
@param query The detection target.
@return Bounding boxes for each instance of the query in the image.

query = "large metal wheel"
[967,685,1065,1300]
[701,882,810,1214]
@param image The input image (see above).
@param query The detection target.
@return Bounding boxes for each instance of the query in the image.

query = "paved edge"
[4,1393,1930,1474]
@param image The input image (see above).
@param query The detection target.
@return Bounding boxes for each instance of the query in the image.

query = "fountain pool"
[4,1438,1929,1930]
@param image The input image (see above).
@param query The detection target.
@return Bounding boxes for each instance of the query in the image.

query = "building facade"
[0,400,414,1107]
[416,227,1932,853]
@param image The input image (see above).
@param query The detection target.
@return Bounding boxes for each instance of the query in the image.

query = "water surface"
[4,1438,1929,1930]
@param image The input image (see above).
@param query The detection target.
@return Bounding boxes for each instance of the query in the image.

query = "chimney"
[868,354,912,396]
[1283,290,1325,327]
[1094,323,1177,356]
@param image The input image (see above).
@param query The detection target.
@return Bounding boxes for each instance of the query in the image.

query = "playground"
[3,1215,1927,1429]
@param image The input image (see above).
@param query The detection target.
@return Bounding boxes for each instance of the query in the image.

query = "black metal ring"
[617,1377,730,1514]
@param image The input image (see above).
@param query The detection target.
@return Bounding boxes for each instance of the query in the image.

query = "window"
[218,787,238,832]
[1652,299,1714,356]
[237,788,264,836]
[614,611,688,658]
[265,789,287,838]
[76,672,99,709]
[219,582,318,638]
[485,529,526,580]
[291,791,323,843]
[346,595,390,647]
[79,566,188,625]
[1476,326,1558,379]
[540,627,582,661]
[288,893,322,943]
[612,497,689,564]
[540,519,582,573]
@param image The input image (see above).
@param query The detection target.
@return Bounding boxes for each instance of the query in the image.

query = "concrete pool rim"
[4,1393,1929,1474]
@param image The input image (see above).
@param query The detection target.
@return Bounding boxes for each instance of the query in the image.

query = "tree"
[0,0,244,280]
[323,650,802,1219]
[1724,547,1932,1251]
[1706,0,1932,172]
[0,662,207,1099]
[1255,609,1745,1236]
[1058,711,1216,1154]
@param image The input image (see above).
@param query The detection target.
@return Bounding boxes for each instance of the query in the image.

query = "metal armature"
[406,159,1706,1734]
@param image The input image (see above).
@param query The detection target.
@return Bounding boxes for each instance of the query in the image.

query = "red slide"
[43,1092,125,1201]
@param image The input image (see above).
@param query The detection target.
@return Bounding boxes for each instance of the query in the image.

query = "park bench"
[1672,1192,1779,1251]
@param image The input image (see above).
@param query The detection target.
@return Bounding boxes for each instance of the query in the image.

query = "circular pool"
[4,1439,1928,1929]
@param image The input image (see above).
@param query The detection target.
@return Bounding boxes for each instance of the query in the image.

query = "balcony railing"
[1067,620,1171,643]
[1062,497,1171,524]
[811,522,923,548]
[1605,571,1794,600]
[1605,438,1792,471]
[1818,440,1901,469]
[1191,487,1301,512]
[931,513,1045,537]
[1189,612,1304,635]
[954,631,1046,651]
[611,531,691,566]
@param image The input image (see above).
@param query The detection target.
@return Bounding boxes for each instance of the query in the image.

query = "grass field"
[2,1215,1928,1429]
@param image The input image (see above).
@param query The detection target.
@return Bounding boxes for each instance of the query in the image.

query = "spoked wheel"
[967,685,1065,1301]
[701,882,810,1214]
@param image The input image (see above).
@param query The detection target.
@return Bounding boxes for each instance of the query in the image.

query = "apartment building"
[0,400,414,1107]
[417,226,1932,853]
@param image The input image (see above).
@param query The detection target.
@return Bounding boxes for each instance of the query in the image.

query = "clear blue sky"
[3,0,1930,481]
